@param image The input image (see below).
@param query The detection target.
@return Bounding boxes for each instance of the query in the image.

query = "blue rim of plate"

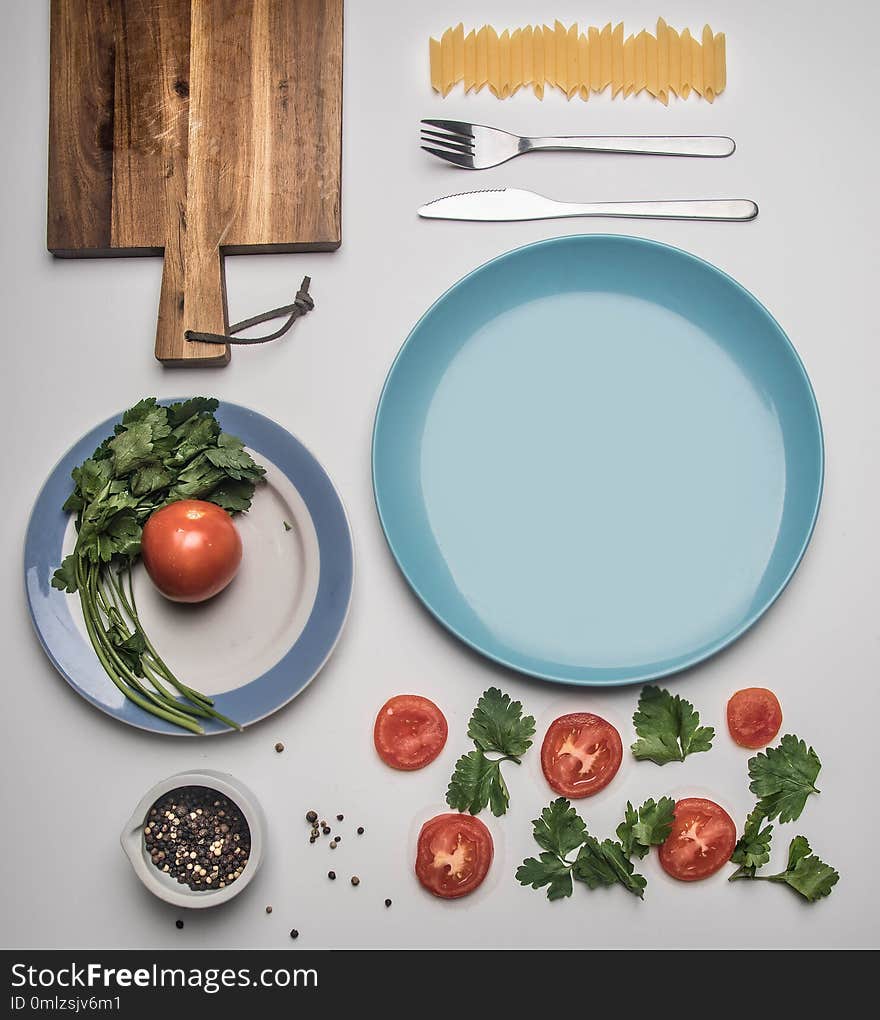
[372,234,824,686]
[25,401,354,735]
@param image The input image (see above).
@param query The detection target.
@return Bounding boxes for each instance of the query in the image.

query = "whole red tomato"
[141,500,242,603]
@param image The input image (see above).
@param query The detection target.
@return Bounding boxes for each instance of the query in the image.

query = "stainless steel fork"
[421,119,735,169]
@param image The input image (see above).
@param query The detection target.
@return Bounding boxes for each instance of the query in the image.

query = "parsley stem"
[75,560,203,734]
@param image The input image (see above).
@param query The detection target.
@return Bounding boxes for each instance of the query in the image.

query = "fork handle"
[523,135,735,157]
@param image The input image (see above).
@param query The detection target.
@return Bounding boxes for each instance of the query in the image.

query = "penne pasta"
[428,21,727,102]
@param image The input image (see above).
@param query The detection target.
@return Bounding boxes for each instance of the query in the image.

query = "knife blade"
[418,188,758,222]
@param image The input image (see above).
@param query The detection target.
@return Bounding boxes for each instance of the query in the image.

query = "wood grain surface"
[47,0,343,365]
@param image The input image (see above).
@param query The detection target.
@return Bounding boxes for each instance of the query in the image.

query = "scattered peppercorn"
[329,840,337,849]
[309,836,316,844]
[274,742,284,753]
[265,906,273,914]
[335,835,342,842]
[306,811,318,824]
[328,871,336,880]
[176,920,184,929]
[357,827,365,835]
[336,814,344,821]
[290,929,299,940]
[385,899,392,908]
[322,825,331,835]
[310,827,320,838]
[351,876,360,887]
[144,787,250,892]
[320,820,327,827]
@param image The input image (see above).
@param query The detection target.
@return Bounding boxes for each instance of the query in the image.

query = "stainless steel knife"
[418,188,758,222]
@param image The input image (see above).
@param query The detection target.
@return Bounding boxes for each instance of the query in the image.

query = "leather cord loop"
[185,276,314,346]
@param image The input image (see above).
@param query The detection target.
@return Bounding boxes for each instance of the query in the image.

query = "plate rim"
[371,233,824,686]
[25,399,354,735]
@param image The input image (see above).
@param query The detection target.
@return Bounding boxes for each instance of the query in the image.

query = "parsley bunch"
[51,398,265,734]
[516,796,675,900]
[729,736,838,901]
[446,688,535,816]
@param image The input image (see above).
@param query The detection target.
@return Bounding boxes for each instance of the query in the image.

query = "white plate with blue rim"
[25,401,353,735]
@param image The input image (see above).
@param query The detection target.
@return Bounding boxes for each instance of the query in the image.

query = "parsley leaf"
[515,853,573,901]
[630,685,714,764]
[446,687,535,816]
[768,836,839,902]
[573,836,647,898]
[616,797,675,859]
[748,735,821,822]
[446,749,510,816]
[467,687,536,757]
[51,554,80,594]
[517,798,648,901]
[532,798,588,856]
[735,835,840,902]
[730,806,774,874]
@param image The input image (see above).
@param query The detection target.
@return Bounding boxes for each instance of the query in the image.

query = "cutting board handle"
[155,243,230,366]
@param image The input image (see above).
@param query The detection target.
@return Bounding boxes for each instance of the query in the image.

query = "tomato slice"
[373,695,448,771]
[659,798,737,881]
[415,814,493,899]
[540,713,622,798]
[726,687,783,748]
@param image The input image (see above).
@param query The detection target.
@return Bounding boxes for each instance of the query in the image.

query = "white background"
[1,0,878,949]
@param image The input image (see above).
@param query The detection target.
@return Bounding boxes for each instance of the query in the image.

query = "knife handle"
[525,135,735,157]
[563,199,758,221]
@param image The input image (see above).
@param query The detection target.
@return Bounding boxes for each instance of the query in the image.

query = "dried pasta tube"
[667,25,681,97]
[645,30,659,98]
[509,28,523,94]
[564,22,578,98]
[475,25,489,91]
[498,29,511,98]
[485,25,500,96]
[656,17,669,104]
[588,25,601,93]
[714,32,726,95]
[702,25,716,101]
[521,25,533,90]
[430,37,442,92]
[441,27,454,96]
[634,29,647,94]
[578,31,590,100]
[452,22,464,88]
[463,29,476,91]
[543,24,556,91]
[679,27,692,98]
[623,33,635,96]
[532,25,545,98]
[600,22,612,92]
[690,30,703,96]
[611,22,624,96]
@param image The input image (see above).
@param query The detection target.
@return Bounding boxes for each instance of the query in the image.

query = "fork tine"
[420,133,474,156]
[421,128,474,149]
[420,145,475,169]
[421,118,475,138]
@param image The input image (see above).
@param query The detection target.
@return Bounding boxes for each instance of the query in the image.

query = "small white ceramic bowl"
[121,770,265,909]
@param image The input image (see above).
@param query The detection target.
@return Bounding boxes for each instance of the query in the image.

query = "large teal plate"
[372,235,823,686]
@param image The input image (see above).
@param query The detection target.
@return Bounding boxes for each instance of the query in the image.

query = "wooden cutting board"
[48,0,343,366]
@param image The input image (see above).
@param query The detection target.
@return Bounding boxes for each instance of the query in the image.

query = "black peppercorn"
[290,929,299,940]
[351,876,360,887]
[385,899,392,908]
[357,826,365,835]
[328,871,336,880]
[306,810,318,824]
[175,920,184,929]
